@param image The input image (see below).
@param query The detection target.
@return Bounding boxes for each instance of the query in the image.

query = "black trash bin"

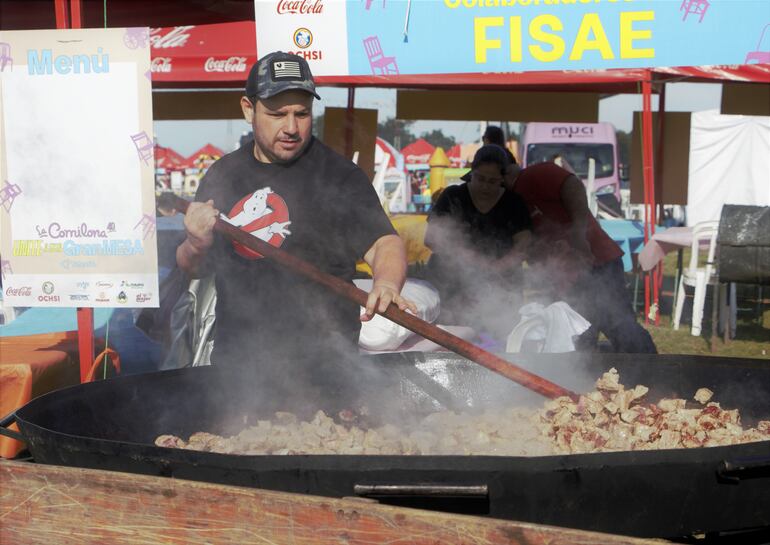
[718,205,770,285]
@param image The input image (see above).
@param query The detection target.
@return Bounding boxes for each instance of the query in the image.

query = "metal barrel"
[718,205,770,285]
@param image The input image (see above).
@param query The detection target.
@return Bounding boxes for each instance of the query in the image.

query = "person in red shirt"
[506,161,657,353]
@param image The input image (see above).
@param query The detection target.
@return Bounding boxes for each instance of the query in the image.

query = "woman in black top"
[425,145,532,335]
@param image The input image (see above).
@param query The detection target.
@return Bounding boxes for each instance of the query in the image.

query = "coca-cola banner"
[150,22,256,84]
[255,0,770,76]
[0,28,159,308]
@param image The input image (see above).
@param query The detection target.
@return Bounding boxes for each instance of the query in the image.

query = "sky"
[153,82,723,157]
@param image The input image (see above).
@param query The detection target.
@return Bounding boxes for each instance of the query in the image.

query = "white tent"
[374,137,411,213]
[374,137,405,172]
[687,110,770,227]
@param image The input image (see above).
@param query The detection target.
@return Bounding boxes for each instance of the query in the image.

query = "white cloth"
[359,325,476,354]
[354,278,440,351]
[687,110,770,227]
[506,302,591,353]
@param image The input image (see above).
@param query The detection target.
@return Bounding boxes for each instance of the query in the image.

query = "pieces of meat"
[155,434,186,449]
[539,368,770,454]
[154,407,550,456]
[694,387,714,404]
[155,368,770,456]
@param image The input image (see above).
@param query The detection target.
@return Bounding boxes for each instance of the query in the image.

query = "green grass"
[635,248,770,359]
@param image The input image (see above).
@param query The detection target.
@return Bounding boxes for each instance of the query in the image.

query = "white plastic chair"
[673,221,719,336]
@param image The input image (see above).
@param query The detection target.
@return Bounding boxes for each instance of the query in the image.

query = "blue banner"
[345,0,770,75]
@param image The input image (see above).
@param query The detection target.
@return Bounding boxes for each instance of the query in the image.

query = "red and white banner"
[150,22,256,85]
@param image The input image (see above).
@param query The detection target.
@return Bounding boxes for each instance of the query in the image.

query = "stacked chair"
[673,220,736,337]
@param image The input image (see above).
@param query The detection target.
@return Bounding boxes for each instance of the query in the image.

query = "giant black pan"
[12,352,770,541]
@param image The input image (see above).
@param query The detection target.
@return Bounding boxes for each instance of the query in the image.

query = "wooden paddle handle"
[171,195,577,400]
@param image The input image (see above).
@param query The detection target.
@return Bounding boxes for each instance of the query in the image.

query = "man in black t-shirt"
[177,52,414,388]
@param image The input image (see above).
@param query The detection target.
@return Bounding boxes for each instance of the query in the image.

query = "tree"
[420,129,456,150]
[377,117,416,150]
[312,114,324,139]
[615,129,632,174]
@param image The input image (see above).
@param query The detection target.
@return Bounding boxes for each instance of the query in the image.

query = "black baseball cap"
[245,51,321,100]
[460,144,511,182]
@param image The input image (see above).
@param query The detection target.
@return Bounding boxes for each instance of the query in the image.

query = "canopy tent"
[446,144,464,168]
[4,0,769,347]
[316,65,770,93]
[187,143,225,171]
[154,144,186,171]
[150,22,256,87]
[401,138,435,166]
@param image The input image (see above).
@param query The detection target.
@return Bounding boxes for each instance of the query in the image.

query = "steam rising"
[165,186,644,446]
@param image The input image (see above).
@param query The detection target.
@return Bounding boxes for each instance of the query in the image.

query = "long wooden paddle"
[170,195,577,400]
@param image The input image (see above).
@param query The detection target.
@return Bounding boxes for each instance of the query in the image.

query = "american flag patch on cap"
[273,60,302,79]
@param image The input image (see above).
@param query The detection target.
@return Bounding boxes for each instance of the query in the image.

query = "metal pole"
[344,86,356,160]
[653,82,666,325]
[54,0,69,29]
[641,73,657,325]
[70,0,83,28]
[56,0,93,381]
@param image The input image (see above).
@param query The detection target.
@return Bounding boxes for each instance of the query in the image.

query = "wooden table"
[0,460,668,545]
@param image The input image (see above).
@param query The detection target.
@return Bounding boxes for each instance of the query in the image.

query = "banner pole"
[641,73,656,324]
[56,0,94,381]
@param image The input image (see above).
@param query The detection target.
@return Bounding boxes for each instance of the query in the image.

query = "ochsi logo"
[39,281,60,302]
[293,28,313,49]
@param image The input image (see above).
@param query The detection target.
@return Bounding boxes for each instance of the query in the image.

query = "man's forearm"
[176,238,211,278]
[366,234,407,291]
[361,234,417,319]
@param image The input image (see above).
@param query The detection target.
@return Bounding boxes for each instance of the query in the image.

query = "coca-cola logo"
[150,26,194,49]
[204,57,247,73]
[151,57,172,73]
[5,286,31,297]
[277,0,324,15]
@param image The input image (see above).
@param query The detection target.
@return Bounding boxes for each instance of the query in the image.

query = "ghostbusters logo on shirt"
[227,187,291,259]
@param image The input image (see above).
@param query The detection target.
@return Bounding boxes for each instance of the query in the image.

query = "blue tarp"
[598,219,666,272]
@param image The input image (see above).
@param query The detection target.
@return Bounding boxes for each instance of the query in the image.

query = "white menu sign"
[0,28,159,308]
